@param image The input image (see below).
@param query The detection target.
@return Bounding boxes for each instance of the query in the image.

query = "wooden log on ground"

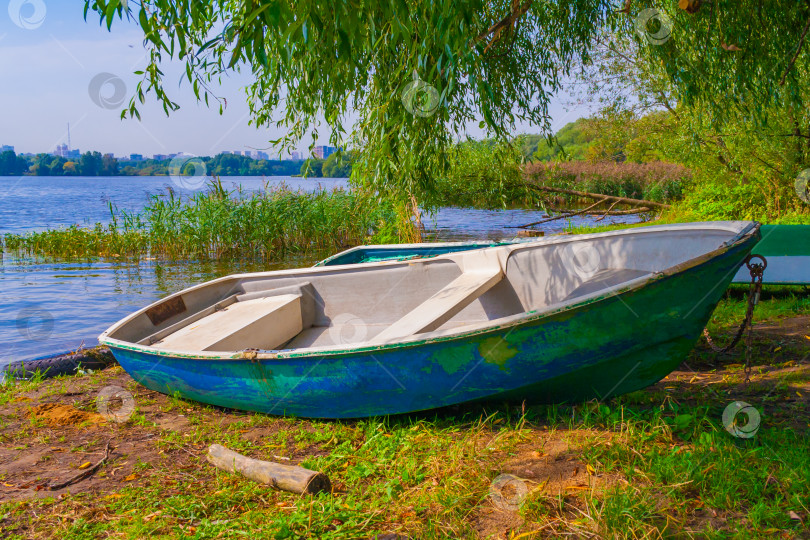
[529,185,671,209]
[206,444,331,494]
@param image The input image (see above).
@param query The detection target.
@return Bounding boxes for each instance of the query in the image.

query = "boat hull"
[106,233,758,418]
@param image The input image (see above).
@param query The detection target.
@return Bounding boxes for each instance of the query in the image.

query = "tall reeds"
[3,181,401,261]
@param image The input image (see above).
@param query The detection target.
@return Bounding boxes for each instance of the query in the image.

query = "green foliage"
[322,151,355,178]
[529,119,596,161]
[85,0,615,208]
[300,158,324,178]
[435,138,537,208]
[574,21,810,223]
[0,150,28,176]
[79,151,104,176]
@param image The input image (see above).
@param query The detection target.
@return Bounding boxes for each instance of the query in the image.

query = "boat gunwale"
[98,222,760,361]
[313,239,519,266]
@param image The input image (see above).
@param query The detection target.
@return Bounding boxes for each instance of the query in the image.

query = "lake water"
[0,176,641,367]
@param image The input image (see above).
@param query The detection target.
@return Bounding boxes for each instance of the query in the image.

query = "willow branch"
[476,0,534,52]
[780,15,810,86]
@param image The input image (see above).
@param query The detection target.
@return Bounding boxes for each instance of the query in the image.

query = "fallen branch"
[206,444,331,494]
[545,205,652,216]
[48,441,111,491]
[509,198,607,229]
[596,200,622,222]
[528,185,671,209]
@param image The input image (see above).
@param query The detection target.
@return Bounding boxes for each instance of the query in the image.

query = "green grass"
[0,288,807,539]
[2,180,405,262]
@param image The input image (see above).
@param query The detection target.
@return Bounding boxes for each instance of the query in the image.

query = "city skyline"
[0,141,333,162]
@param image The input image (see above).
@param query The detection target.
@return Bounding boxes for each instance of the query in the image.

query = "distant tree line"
[0,150,29,175]
[300,151,356,178]
[0,150,309,177]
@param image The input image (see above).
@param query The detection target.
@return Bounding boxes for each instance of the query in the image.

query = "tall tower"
[67,123,71,151]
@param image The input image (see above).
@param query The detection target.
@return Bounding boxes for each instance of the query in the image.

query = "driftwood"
[206,444,331,494]
[48,441,111,491]
[528,185,671,209]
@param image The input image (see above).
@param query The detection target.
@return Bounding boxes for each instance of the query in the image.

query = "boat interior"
[102,222,755,353]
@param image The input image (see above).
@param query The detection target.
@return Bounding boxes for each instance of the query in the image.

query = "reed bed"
[2,182,400,261]
[524,161,690,204]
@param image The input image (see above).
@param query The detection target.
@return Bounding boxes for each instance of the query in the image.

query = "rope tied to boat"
[702,254,767,383]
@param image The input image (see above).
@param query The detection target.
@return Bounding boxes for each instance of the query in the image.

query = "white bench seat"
[152,294,303,352]
[371,267,503,343]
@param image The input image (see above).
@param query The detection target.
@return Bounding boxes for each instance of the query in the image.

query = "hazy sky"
[0,2,587,158]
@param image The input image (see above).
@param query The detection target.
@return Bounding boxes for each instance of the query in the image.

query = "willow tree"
[572,1,810,219]
[85,0,613,207]
[86,1,809,210]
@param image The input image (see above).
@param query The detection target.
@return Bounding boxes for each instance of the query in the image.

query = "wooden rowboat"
[99,221,760,418]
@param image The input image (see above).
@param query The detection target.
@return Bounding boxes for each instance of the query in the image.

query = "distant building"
[1,145,14,153]
[129,154,144,161]
[291,151,301,160]
[256,151,269,160]
[53,144,81,158]
[153,154,168,161]
[313,145,338,159]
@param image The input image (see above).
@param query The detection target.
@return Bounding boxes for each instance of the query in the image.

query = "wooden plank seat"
[152,294,303,352]
[371,266,504,343]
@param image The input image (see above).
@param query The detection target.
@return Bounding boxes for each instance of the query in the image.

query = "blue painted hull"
[107,234,758,418]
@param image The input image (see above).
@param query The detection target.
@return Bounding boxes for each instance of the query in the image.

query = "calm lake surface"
[0,176,641,367]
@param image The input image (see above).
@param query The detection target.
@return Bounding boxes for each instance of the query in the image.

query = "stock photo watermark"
[795,169,810,204]
[560,242,602,280]
[88,72,127,110]
[401,70,440,118]
[634,8,673,46]
[8,0,46,30]
[168,153,209,190]
[96,385,136,423]
[328,313,369,345]
[16,306,55,341]
[722,401,761,439]
[489,473,529,512]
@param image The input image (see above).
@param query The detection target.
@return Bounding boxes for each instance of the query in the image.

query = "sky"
[0,1,588,159]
